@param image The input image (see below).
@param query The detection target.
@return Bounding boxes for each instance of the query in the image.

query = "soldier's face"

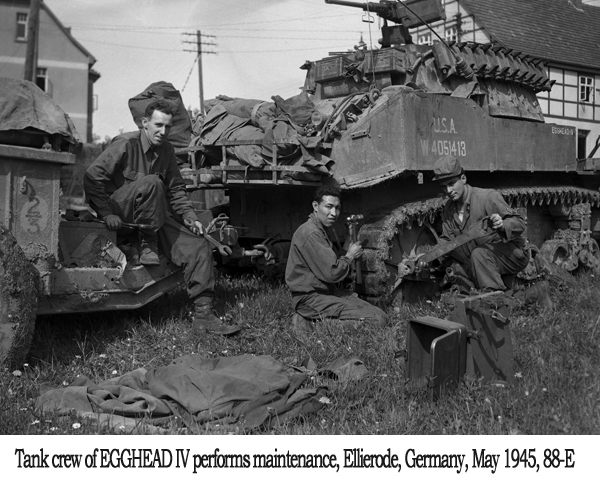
[142,110,172,147]
[313,195,341,228]
[441,174,467,202]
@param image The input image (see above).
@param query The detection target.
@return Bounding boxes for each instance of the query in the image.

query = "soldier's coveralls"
[440,184,529,291]
[84,130,214,299]
[285,213,387,325]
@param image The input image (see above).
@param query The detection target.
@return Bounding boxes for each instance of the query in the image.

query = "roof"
[40,0,97,67]
[461,0,600,71]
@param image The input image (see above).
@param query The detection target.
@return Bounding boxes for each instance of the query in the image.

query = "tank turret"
[324,0,445,46]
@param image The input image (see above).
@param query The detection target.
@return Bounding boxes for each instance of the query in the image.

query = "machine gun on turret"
[325,0,445,47]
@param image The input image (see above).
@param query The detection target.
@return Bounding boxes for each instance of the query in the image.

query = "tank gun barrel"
[324,0,445,29]
[325,0,400,23]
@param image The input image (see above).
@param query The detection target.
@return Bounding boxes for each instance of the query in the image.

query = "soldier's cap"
[432,156,464,182]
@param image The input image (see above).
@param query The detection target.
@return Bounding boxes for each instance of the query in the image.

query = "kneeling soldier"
[285,186,388,328]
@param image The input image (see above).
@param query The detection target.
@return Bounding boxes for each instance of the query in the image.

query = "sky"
[44,0,380,140]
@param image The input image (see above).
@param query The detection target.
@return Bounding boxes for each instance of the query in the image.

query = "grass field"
[1,270,599,435]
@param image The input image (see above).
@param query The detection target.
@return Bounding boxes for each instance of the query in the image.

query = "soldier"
[285,186,388,328]
[431,155,529,291]
[84,99,240,335]
[431,155,552,308]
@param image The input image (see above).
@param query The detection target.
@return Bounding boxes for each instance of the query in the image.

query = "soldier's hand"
[347,241,364,259]
[490,213,504,231]
[185,218,205,236]
[103,214,122,231]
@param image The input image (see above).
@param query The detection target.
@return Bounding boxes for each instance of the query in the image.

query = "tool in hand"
[202,232,233,257]
[346,214,365,286]
[395,216,497,289]
[188,213,234,257]
[62,211,153,230]
[95,218,153,230]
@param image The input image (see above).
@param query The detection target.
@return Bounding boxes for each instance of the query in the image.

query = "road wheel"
[0,225,38,369]
[540,239,573,270]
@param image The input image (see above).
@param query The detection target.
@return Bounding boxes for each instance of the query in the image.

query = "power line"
[58,12,355,31]
[66,25,357,41]
[57,22,358,34]
[75,37,182,52]
[74,36,356,53]
[221,44,354,54]
[181,54,199,92]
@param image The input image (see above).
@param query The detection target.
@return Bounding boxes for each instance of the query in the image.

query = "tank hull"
[329,90,577,190]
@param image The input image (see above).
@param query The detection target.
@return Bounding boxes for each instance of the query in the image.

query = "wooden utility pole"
[183,31,216,115]
[183,31,216,211]
[23,0,41,82]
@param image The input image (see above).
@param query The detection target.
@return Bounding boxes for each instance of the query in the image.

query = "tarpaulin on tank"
[196,95,333,174]
[0,77,81,145]
[128,81,192,149]
[204,95,277,130]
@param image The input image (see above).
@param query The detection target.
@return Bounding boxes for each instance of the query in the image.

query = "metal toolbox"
[314,55,353,82]
[362,47,406,75]
[448,292,515,385]
[405,316,467,400]
[404,292,515,399]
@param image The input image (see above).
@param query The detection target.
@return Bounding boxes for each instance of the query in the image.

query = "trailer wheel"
[0,225,38,369]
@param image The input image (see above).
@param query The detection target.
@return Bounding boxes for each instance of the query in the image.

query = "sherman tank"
[185,0,600,302]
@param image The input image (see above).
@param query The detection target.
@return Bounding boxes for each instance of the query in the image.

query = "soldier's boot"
[193,296,241,336]
[139,233,160,266]
[291,312,314,332]
[513,281,554,311]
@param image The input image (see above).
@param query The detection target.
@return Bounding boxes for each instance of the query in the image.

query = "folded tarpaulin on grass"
[35,354,326,432]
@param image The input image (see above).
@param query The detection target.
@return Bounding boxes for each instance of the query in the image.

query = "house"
[0,0,100,143]
[410,0,600,158]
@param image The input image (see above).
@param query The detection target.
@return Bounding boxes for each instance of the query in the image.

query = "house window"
[445,26,457,42]
[578,129,589,160]
[579,75,594,103]
[36,68,49,93]
[418,33,432,45]
[16,12,28,41]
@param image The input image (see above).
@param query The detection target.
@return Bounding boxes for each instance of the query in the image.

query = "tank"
[185,0,600,302]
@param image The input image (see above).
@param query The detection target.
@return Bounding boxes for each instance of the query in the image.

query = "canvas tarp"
[197,96,333,174]
[36,354,327,433]
[0,77,81,145]
[128,81,192,149]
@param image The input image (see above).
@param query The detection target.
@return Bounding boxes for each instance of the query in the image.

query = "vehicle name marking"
[552,127,574,135]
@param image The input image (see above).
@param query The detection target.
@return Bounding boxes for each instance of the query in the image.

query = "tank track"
[433,41,553,92]
[358,186,600,297]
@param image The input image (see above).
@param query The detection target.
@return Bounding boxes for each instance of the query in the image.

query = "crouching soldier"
[431,155,552,309]
[84,99,240,335]
[285,186,388,328]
